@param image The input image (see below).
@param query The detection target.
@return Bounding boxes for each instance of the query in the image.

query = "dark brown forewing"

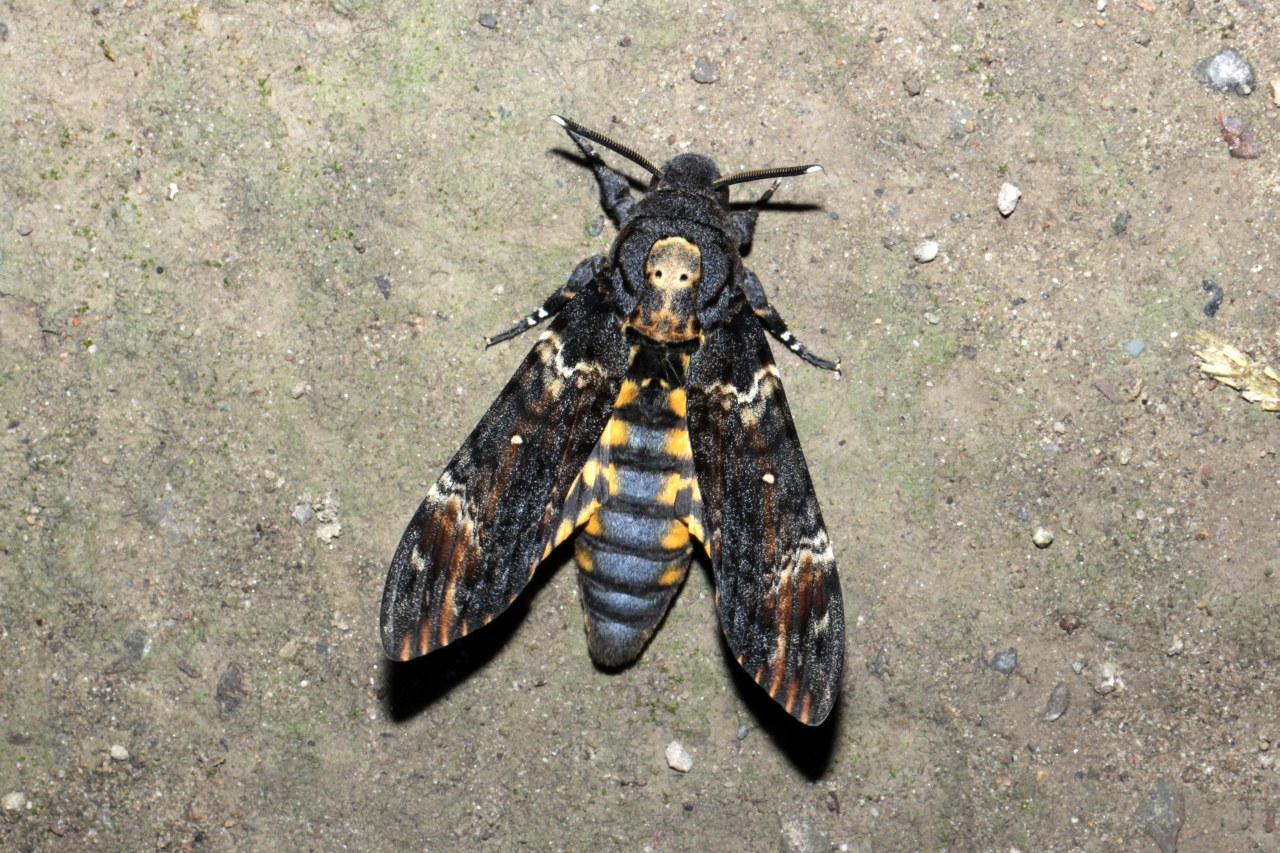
[380,285,626,660]
[686,300,845,725]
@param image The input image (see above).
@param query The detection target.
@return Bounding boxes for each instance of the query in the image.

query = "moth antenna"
[550,115,664,179]
[713,164,822,190]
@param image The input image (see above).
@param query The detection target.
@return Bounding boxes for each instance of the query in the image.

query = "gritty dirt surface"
[1,1,1278,851]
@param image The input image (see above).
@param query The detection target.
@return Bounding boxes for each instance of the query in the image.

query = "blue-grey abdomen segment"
[577,538,689,666]
[571,342,703,668]
[576,481,694,667]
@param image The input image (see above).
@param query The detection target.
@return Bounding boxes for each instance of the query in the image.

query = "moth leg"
[486,255,608,346]
[742,269,841,375]
[559,126,636,225]
[727,178,783,251]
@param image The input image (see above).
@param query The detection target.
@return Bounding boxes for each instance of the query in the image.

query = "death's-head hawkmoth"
[381,117,845,725]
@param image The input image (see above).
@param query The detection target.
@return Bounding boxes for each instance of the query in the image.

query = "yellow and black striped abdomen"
[557,343,705,667]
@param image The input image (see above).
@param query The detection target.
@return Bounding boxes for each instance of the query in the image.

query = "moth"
[381,116,845,724]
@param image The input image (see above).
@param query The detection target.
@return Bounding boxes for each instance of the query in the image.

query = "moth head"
[652,153,725,199]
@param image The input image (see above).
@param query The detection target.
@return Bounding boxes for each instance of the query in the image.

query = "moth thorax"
[629,236,702,342]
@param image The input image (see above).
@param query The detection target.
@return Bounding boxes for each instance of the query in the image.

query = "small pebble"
[1195,47,1255,96]
[316,520,342,542]
[1201,279,1224,317]
[1044,683,1070,721]
[292,503,314,525]
[291,382,308,399]
[997,182,1021,217]
[867,645,890,677]
[692,57,719,84]
[736,725,749,741]
[912,240,939,263]
[2,792,25,812]
[987,648,1018,675]
[109,744,130,761]
[1124,338,1146,357]
[780,816,830,853]
[1111,211,1130,235]
[477,12,497,29]
[1132,777,1185,853]
[1217,114,1259,159]
[1273,79,1280,107]
[1032,526,1054,548]
[665,740,693,772]
[1094,661,1123,694]
[216,662,246,714]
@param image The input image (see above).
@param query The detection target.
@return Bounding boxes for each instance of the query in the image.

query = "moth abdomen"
[572,344,704,667]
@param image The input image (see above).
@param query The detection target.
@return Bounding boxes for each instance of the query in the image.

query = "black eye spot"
[654,269,663,278]
[679,273,688,281]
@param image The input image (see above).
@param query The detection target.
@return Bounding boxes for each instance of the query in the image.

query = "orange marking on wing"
[439,581,457,649]
[417,619,432,657]
[782,679,799,715]
[768,585,791,697]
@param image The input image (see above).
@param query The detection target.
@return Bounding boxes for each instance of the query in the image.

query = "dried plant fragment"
[1193,332,1280,411]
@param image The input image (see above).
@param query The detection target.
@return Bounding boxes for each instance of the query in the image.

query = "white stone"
[912,239,939,263]
[665,740,693,773]
[997,182,1022,217]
